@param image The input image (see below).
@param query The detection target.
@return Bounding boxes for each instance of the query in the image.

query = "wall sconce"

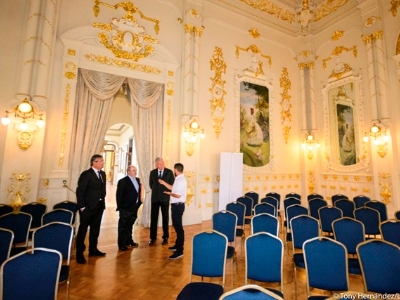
[1,98,45,130]
[182,118,205,156]
[362,123,389,158]
[301,133,320,159]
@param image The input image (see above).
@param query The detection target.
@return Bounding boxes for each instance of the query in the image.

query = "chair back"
[266,192,281,208]
[20,202,47,229]
[251,214,279,236]
[226,202,245,227]
[290,215,319,252]
[380,220,400,247]
[53,201,78,224]
[0,205,13,217]
[220,284,284,300]
[303,237,349,296]
[365,200,388,222]
[334,199,355,218]
[0,247,62,300]
[190,231,227,282]
[332,217,365,254]
[307,193,323,202]
[308,199,327,219]
[285,192,301,200]
[395,210,400,221]
[357,239,400,294]
[245,233,284,293]
[0,212,32,246]
[260,196,279,213]
[237,196,253,217]
[212,210,237,243]
[286,204,308,230]
[42,208,73,225]
[254,203,276,216]
[0,228,13,266]
[353,195,371,208]
[331,194,349,206]
[283,198,301,221]
[245,192,259,208]
[318,206,343,234]
[354,207,381,236]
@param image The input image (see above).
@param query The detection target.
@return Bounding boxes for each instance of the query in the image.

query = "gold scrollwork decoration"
[43,179,49,187]
[58,84,70,167]
[308,171,315,194]
[236,44,272,68]
[17,131,34,151]
[331,31,344,41]
[84,54,161,74]
[378,173,392,204]
[92,1,160,61]
[209,47,227,138]
[67,49,76,56]
[249,28,260,38]
[184,24,205,37]
[239,0,295,24]
[64,62,77,79]
[389,0,400,17]
[280,67,292,144]
[322,45,357,70]
[314,0,350,22]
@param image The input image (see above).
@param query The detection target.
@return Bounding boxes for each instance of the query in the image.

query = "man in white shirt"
[159,163,187,259]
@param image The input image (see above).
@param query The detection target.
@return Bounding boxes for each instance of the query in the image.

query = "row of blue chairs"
[0,222,74,299]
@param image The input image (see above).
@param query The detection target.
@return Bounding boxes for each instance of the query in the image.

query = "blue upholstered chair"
[20,202,47,230]
[254,203,276,217]
[353,195,370,209]
[332,217,365,275]
[42,208,73,225]
[251,213,279,236]
[331,194,349,206]
[53,200,78,225]
[220,284,284,300]
[0,204,13,217]
[286,204,308,244]
[365,200,388,222]
[226,201,246,241]
[354,207,381,238]
[177,231,227,300]
[307,193,323,202]
[0,247,62,300]
[245,192,259,209]
[308,198,327,220]
[0,228,13,266]
[357,239,400,294]
[334,199,355,218]
[237,196,254,227]
[380,220,400,247]
[0,212,32,256]
[318,206,342,236]
[245,233,284,298]
[303,237,349,299]
[33,222,74,298]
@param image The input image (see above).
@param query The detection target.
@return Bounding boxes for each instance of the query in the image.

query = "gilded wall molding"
[396,33,400,55]
[67,49,76,56]
[185,171,195,206]
[308,171,315,194]
[209,47,227,138]
[84,54,161,74]
[236,44,272,68]
[362,30,384,45]
[331,31,344,41]
[239,0,295,24]
[64,62,77,79]
[18,131,34,150]
[279,67,292,144]
[58,84,70,167]
[389,0,400,17]
[322,46,357,70]
[313,0,349,22]
[378,173,392,204]
[92,1,160,61]
[364,16,381,28]
[248,28,260,38]
[7,173,32,205]
[184,24,205,37]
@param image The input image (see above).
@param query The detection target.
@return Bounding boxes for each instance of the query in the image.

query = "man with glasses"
[76,154,107,264]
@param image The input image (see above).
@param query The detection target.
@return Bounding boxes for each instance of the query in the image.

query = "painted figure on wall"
[337,104,356,165]
[240,81,270,167]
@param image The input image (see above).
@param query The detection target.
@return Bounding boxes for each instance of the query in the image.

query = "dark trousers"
[171,203,185,253]
[118,209,137,247]
[76,202,104,257]
[150,201,169,240]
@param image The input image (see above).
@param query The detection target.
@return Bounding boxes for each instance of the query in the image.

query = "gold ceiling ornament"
[313,0,349,22]
[322,45,357,70]
[67,49,76,56]
[362,30,384,45]
[364,16,381,27]
[378,173,392,204]
[279,67,292,144]
[396,33,400,55]
[298,62,314,70]
[209,47,227,138]
[239,0,295,24]
[184,24,205,37]
[389,0,400,17]
[92,0,159,61]
[58,84,70,167]
[236,44,272,68]
[248,28,260,38]
[331,30,344,41]
[84,54,161,74]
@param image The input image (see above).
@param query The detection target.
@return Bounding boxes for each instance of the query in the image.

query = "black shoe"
[162,238,168,245]
[149,239,156,246]
[119,246,128,251]
[89,250,106,257]
[127,241,139,247]
[76,256,86,264]
[169,252,183,259]
[168,246,177,251]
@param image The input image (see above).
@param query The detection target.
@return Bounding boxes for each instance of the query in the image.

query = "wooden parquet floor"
[59,184,364,300]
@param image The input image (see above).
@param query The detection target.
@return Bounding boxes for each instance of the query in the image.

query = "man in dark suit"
[116,165,142,251]
[75,154,107,264]
[149,157,175,245]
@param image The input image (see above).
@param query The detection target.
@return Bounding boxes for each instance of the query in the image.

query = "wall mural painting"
[240,81,270,167]
[337,103,356,165]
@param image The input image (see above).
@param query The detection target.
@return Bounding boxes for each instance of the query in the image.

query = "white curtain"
[68,69,125,194]
[127,78,164,227]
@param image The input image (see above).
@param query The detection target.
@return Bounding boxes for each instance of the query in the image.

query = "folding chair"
[177,231,227,300]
